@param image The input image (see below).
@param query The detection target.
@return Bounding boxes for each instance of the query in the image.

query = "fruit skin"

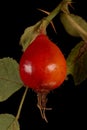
[19,34,67,92]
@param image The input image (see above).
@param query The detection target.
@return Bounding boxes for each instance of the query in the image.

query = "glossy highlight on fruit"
[19,34,67,122]
[19,34,67,92]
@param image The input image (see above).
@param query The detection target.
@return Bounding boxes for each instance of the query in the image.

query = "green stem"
[45,2,62,23]
[45,0,73,23]
[41,0,68,31]
[16,87,28,120]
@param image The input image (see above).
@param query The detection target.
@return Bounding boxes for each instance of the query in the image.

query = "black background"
[0,0,87,129]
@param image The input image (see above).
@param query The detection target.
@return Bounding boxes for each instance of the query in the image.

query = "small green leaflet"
[60,13,87,42]
[67,41,87,85]
[0,57,23,102]
[20,20,42,52]
[0,114,20,130]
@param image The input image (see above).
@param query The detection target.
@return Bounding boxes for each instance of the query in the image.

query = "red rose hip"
[19,34,67,122]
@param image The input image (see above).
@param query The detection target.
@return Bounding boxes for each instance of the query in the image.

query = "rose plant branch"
[36,0,71,33]
[0,0,87,129]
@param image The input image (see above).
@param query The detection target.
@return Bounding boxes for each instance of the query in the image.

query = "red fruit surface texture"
[19,34,67,92]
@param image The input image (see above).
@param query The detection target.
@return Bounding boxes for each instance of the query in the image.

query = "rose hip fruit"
[19,34,67,122]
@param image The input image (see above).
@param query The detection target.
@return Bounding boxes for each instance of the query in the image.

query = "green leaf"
[20,20,42,51]
[67,41,87,85]
[0,57,23,102]
[60,13,87,41]
[0,114,20,130]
